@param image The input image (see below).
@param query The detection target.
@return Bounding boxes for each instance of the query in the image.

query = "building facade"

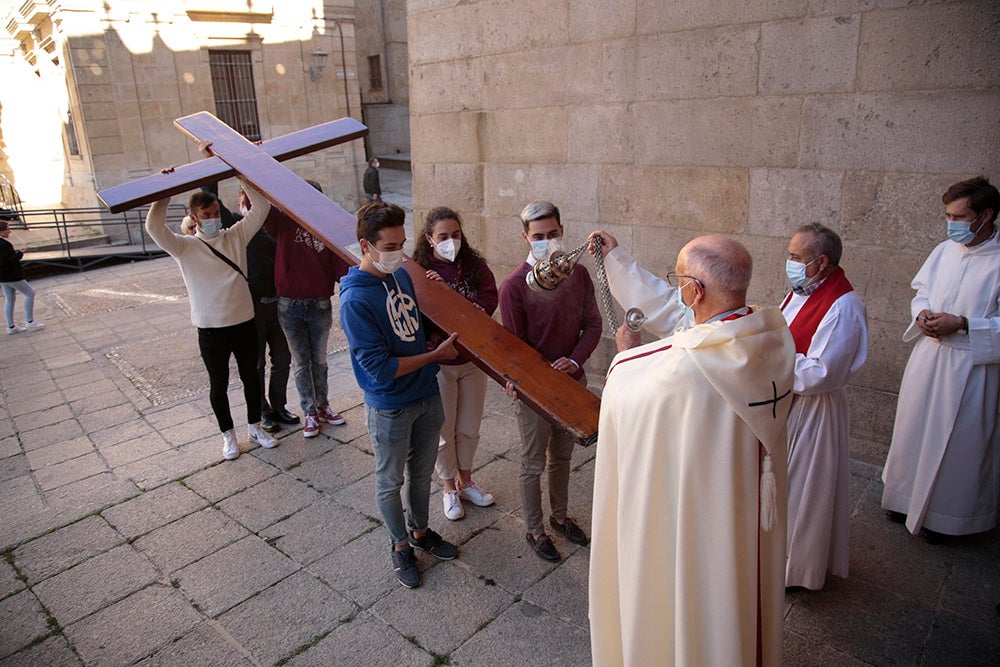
[407,0,1000,464]
[1,0,366,211]
[355,0,409,165]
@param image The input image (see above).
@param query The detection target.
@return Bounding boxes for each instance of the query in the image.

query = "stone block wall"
[408,0,1000,464]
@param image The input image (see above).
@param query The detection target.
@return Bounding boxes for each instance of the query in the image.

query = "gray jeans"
[366,394,444,546]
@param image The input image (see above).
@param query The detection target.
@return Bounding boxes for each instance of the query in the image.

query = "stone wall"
[407,0,1000,464]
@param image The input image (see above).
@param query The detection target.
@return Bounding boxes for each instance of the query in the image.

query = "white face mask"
[198,218,222,238]
[435,237,460,263]
[371,247,405,274]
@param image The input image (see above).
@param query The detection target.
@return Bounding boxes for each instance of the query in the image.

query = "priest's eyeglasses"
[665,272,705,289]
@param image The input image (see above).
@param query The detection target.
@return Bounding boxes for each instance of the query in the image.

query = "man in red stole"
[590,236,794,666]
[780,224,867,590]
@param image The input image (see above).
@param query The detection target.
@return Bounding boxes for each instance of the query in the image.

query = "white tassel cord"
[760,453,776,532]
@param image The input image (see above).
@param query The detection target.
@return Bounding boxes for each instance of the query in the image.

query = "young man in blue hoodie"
[339,202,461,588]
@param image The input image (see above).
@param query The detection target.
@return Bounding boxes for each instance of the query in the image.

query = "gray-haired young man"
[498,201,602,562]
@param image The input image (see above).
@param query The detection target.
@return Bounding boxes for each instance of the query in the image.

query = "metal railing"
[17,204,188,271]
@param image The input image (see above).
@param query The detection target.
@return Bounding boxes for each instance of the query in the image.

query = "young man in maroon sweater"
[498,201,603,562]
[263,181,351,438]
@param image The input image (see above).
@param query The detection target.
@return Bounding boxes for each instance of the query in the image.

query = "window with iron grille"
[208,50,261,141]
[368,54,383,91]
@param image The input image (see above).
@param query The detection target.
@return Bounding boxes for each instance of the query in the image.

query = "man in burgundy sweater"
[499,201,603,562]
[263,181,351,438]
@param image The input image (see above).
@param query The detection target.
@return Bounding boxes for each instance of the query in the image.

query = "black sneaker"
[408,528,458,560]
[270,408,301,425]
[391,545,421,588]
[550,516,589,545]
[526,532,561,562]
[885,510,906,524]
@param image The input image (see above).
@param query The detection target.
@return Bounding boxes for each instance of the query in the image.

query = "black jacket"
[363,166,381,196]
[0,237,25,282]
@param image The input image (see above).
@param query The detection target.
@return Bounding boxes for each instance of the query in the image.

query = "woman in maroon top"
[413,207,499,520]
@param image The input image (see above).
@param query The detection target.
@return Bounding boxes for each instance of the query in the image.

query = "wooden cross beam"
[97,118,367,213]
[100,112,600,444]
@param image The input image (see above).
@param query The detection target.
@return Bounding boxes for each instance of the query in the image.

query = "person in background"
[0,219,44,334]
[363,157,382,204]
[413,207,499,520]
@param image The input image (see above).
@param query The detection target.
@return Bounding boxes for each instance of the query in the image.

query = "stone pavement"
[1,174,998,665]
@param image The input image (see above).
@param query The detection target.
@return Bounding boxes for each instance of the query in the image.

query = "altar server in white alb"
[590,235,794,667]
[882,176,1000,540]
[780,224,867,590]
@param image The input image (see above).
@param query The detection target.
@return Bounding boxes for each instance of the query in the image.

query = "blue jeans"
[277,297,331,416]
[366,395,444,547]
[2,280,35,328]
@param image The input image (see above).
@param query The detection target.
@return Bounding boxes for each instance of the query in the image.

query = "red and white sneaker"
[316,407,346,425]
[303,414,320,438]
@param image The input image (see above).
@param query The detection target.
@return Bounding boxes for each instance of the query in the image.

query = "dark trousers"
[198,319,261,432]
[254,299,291,414]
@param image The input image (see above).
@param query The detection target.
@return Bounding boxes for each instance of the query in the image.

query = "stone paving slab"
[12,515,124,585]
[136,622,256,667]
[285,611,435,667]
[216,570,354,665]
[0,589,51,660]
[64,585,202,666]
[133,508,250,575]
[259,498,374,565]
[173,536,299,617]
[31,544,160,626]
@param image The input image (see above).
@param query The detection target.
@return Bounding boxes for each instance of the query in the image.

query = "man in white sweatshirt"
[145,180,278,460]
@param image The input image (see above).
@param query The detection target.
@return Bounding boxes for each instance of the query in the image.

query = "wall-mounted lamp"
[308,49,329,81]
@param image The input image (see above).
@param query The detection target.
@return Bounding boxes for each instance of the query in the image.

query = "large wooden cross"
[98,112,600,445]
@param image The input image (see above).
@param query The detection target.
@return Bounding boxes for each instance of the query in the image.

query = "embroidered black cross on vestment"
[748,381,792,419]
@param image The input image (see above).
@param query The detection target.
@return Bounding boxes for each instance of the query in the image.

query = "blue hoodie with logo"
[339,264,440,410]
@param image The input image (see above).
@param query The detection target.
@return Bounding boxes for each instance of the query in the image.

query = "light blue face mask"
[198,218,222,238]
[946,215,982,245]
[530,239,549,261]
[785,258,816,288]
[676,281,695,325]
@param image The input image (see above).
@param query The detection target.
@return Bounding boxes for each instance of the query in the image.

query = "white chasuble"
[782,288,868,589]
[590,307,795,667]
[882,232,1000,535]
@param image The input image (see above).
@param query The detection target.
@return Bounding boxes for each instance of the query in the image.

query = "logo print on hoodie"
[386,287,420,342]
[294,227,326,253]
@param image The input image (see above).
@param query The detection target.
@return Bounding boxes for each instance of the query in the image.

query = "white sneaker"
[6,325,25,335]
[459,483,495,507]
[24,321,44,330]
[249,422,278,449]
[443,490,464,520]
[222,429,240,460]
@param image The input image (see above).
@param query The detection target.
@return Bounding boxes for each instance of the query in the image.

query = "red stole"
[780,267,854,354]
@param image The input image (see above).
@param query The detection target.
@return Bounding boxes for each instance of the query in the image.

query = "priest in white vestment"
[589,228,869,589]
[590,236,794,667]
[780,224,867,590]
[882,176,1000,538]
